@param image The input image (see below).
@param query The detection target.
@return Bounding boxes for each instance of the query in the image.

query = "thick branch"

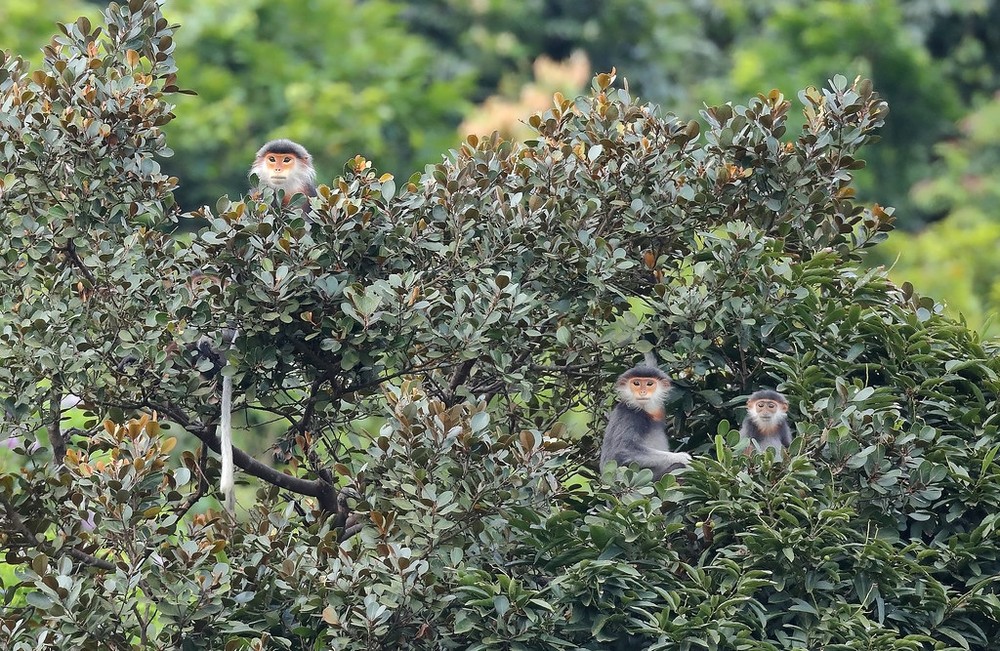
[62,240,98,286]
[293,379,325,435]
[48,386,67,465]
[193,421,334,501]
[151,399,341,512]
[444,358,478,405]
[449,358,477,392]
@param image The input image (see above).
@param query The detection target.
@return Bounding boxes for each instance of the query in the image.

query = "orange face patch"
[263,153,299,179]
[628,378,658,399]
[622,377,670,400]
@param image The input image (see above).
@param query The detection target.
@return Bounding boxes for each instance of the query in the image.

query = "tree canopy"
[2,2,999,650]
[5,0,998,334]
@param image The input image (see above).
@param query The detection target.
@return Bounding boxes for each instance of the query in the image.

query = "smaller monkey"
[739,390,792,456]
[600,366,691,479]
[249,139,317,205]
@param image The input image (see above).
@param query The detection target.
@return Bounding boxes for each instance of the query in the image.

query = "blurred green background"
[4,0,998,337]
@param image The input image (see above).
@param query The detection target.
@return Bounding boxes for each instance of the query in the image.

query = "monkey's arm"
[641,448,691,478]
[780,425,793,448]
[738,421,755,455]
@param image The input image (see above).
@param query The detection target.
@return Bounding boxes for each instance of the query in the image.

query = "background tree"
[2,2,1000,650]
[0,0,97,66]
[871,96,1000,338]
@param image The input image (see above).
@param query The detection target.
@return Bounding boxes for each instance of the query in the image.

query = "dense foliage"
[4,0,998,331]
[2,2,999,650]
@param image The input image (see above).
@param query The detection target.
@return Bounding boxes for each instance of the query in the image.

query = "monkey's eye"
[268,156,276,162]
[283,157,293,163]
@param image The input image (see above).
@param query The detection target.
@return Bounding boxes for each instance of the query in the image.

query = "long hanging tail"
[219,372,234,513]
[218,327,239,514]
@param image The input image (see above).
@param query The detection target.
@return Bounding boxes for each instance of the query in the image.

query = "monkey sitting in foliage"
[739,390,792,457]
[600,366,691,479]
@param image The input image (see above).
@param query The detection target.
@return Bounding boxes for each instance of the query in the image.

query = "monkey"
[249,139,317,206]
[185,269,240,513]
[739,390,792,457]
[600,366,691,480]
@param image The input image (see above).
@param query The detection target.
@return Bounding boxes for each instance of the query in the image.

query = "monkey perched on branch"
[739,390,792,457]
[600,366,691,479]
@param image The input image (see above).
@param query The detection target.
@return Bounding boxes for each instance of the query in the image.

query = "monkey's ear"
[659,378,672,391]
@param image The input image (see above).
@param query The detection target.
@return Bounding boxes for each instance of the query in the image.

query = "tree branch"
[61,240,98,286]
[196,421,334,500]
[292,379,325,435]
[445,358,478,405]
[48,385,67,465]
[173,444,210,517]
[146,399,341,511]
[290,337,341,375]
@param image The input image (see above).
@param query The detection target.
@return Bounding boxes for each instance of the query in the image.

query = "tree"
[401,0,976,228]
[2,2,999,649]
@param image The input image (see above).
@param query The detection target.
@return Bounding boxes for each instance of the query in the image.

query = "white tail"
[219,373,234,513]
[218,327,239,515]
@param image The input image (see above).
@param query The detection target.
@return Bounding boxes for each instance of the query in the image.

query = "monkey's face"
[617,376,670,411]
[749,398,787,425]
[257,152,303,189]
[250,140,318,205]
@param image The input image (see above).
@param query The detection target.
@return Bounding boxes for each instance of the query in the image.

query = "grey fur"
[599,366,691,479]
